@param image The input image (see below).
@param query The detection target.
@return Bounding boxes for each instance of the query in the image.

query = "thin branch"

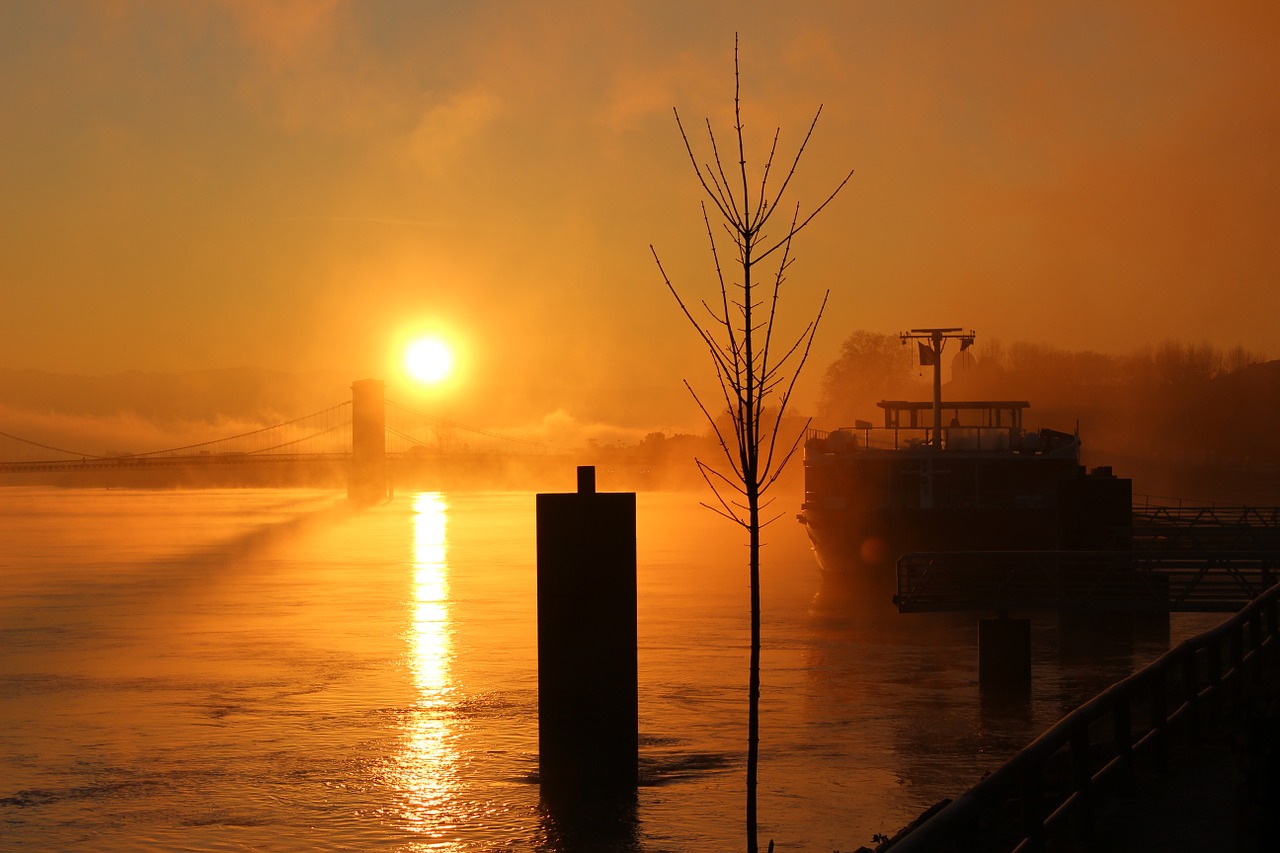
[762,292,828,476]
[756,105,825,230]
[702,151,739,226]
[733,35,752,239]
[696,461,750,523]
[757,509,787,529]
[706,121,741,225]
[673,109,737,227]
[751,127,781,227]
[701,204,743,388]
[757,165,855,263]
[761,426,810,497]
[685,381,745,480]
[699,457,749,500]
[755,206,800,414]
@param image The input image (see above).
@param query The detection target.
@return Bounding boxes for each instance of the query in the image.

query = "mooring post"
[535,465,638,794]
[979,613,1032,690]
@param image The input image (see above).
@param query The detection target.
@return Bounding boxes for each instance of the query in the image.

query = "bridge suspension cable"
[0,430,105,460]
[248,421,352,455]
[131,402,352,458]
[4,394,572,469]
[385,399,561,451]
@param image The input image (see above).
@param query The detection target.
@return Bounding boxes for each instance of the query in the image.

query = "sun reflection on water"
[394,491,460,842]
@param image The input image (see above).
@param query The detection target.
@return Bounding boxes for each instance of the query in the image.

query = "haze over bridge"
[0,379,560,499]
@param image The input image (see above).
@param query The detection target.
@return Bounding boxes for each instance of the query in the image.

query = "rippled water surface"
[0,487,1222,851]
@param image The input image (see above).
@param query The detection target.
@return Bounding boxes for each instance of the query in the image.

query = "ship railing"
[887,577,1280,853]
[805,425,1017,453]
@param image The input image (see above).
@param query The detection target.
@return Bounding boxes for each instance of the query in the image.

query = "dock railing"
[887,580,1280,852]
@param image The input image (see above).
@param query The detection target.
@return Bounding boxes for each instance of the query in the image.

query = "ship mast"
[899,327,976,447]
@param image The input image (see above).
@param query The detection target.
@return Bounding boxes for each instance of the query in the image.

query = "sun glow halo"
[405,337,454,384]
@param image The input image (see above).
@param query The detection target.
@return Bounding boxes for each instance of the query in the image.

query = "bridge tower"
[349,378,387,504]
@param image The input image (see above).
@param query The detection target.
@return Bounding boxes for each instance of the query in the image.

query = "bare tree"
[650,36,853,853]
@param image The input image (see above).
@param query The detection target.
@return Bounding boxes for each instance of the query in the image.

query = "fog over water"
[5,333,1277,502]
[0,487,1223,851]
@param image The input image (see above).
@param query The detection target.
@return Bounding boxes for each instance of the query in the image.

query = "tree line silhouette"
[816,331,1279,503]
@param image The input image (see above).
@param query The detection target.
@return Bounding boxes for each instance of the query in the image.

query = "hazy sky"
[3,1,1277,432]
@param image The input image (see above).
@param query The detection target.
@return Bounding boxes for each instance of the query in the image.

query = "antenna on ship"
[899,327,976,447]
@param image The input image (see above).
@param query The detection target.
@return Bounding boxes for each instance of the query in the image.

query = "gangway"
[1132,504,1280,552]
[895,549,1279,614]
[896,503,1280,614]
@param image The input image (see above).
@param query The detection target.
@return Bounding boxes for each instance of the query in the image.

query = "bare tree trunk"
[746,485,761,849]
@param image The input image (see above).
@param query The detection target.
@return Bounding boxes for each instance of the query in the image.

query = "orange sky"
[2,1,1278,434]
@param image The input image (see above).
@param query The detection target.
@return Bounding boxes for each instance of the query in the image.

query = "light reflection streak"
[394,491,460,843]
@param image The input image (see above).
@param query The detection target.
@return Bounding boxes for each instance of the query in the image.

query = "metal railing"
[1134,505,1280,531]
[896,550,1279,614]
[805,425,1021,453]
[887,581,1280,852]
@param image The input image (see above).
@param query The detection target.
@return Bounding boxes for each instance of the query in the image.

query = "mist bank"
[0,442,808,497]
[7,336,1279,503]
[0,367,707,451]
[24,338,1278,506]
[0,367,808,494]
[0,367,353,452]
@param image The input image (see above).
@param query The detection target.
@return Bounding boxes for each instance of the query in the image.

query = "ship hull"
[800,504,1064,584]
[799,435,1131,580]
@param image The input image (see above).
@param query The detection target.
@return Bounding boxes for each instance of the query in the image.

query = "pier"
[886,580,1280,852]
[885,502,1280,850]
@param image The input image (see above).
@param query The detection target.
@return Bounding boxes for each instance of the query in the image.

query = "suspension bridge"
[0,380,565,498]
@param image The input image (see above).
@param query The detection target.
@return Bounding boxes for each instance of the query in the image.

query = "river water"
[0,487,1222,851]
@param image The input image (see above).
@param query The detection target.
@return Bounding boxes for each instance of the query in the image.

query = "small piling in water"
[979,614,1032,691]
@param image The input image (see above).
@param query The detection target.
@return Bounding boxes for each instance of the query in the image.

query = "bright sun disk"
[405,337,454,384]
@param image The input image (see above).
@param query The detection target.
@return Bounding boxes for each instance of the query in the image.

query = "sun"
[405,337,454,384]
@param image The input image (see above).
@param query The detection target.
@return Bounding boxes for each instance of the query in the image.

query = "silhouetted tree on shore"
[818,330,917,424]
[650,35,852,853]
[824,332,1275,500]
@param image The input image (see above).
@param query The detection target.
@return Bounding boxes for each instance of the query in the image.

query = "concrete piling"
[535,466,638,794]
